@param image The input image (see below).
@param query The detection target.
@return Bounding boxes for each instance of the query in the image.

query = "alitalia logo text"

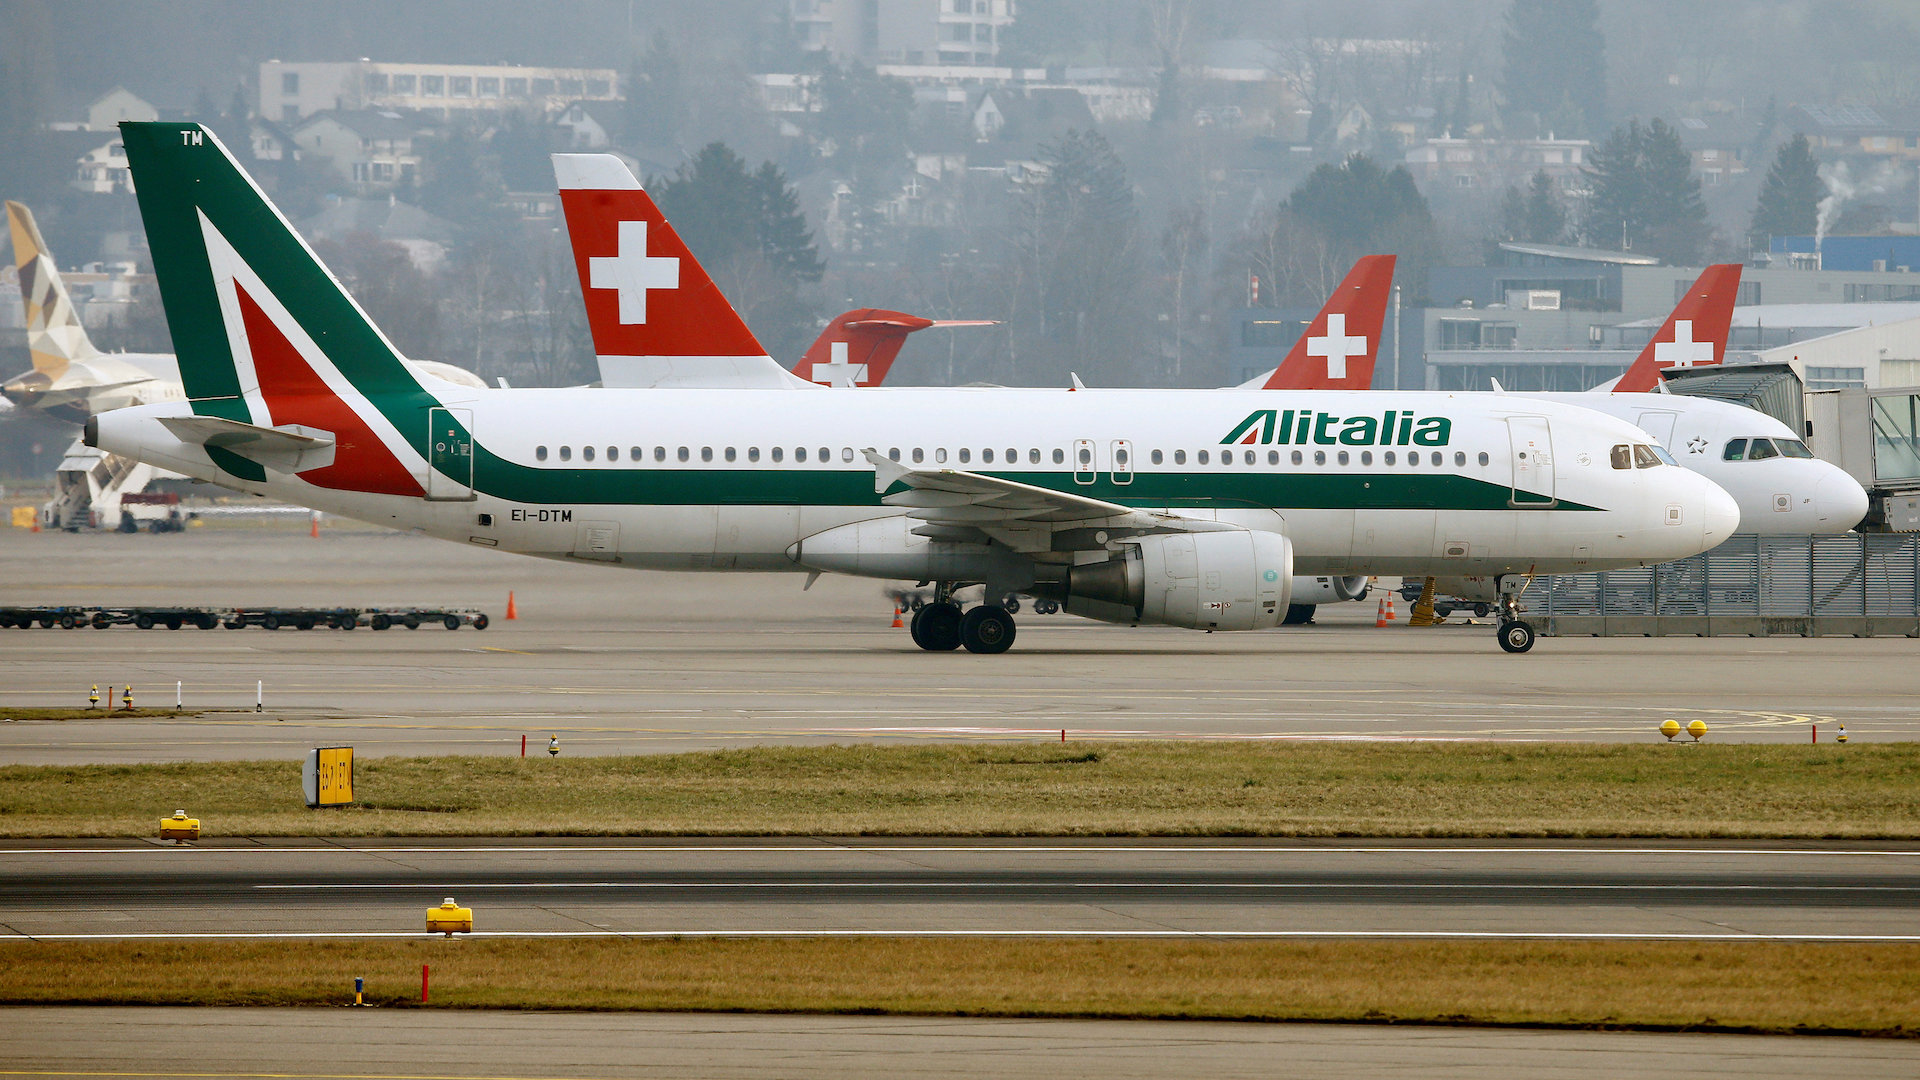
[1221,409,1452,447]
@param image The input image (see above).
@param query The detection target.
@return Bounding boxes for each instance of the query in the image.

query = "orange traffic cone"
[505,591,518,620]
[1385,594,1397,622]
[1375,598,1389,627]
[310,511,321,538]
[890,606,904,628]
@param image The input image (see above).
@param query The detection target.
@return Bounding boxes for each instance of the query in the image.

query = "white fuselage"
[95,386,1739,584]
[1537,392,1867,534]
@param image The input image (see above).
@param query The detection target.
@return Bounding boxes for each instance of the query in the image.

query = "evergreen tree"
[1584,118,1709,264]
[754,161,825,284]
[1500,0,1606,137]
[1750,133,1823,242]
[1287,154,1441,281]
[624,31,686,149]
[1020,129,1143,379]
[1499,170,1568,244]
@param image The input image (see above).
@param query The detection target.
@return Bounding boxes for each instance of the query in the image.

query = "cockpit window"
[1747,438,1780,461]
[1776,438,1814,459]
[1632,443,1662,469]
[1723,438,1747,461]
[1652,444,1678,466]
[1610,444,1632,470]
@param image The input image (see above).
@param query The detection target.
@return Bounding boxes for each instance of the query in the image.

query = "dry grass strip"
[1,938,1914,1036]
[1,742,1916,838]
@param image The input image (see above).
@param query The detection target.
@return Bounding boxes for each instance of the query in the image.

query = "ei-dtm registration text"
[511,508,574,523]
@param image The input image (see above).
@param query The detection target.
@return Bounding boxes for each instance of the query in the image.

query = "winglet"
[865,447,908,494]
[1613,264,1741,393]
[1260,254,1395,390]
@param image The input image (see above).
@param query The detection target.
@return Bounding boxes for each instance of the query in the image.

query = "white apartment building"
[792,0,1015,67]
[259,60,617,123]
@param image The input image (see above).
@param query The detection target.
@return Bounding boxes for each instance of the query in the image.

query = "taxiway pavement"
[2,838,1914,940]
[2,525,1913,762]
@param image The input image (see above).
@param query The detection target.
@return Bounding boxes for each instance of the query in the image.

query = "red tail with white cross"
[554,154,796,389]
[1612,264,1741,393]
[1260,255,1395,390]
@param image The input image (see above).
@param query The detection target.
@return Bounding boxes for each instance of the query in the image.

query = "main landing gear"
[907,584,1017,654]
[1494,584,1536,653]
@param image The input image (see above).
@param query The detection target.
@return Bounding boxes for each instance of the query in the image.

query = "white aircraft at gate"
[89,123,1737,654]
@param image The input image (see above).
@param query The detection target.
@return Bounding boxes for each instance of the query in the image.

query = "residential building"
[1784,103,1920,159]
[82,87,159,132]
[70,135,133,195]
[259,60,617,124]
[1403,134,1590,193]
[554,100,623,150]
[792,0,1016,67]
[292,110,429,191]
[1674,114,1759,186]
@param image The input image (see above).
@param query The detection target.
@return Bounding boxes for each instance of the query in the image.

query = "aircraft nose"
[1701,479,1740,547]
[1815,470,1869,531]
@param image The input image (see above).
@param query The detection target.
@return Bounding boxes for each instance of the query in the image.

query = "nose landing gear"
[1494,577,1536,653]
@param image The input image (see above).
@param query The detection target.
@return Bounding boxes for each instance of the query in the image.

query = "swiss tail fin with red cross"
[553,154,800,389]
[1612,264,1741,393]
[1255,255,1395,390]
[792,309,997,387]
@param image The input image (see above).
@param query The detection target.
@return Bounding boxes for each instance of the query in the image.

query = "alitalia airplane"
[90,122,1737,655]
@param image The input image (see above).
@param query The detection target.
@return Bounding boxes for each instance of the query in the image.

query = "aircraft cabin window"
[1116,448,1130,466]
[935,448,947,463]
[959,448,972,464]
[982,448,995,464]
[582,445,595,462]
[536,445,548,461]
[654,446,666,462]
[1078,447,1093,465]
[1633,444,1661,469]
[842,447,854,463]
[796,447,808,462]
[1198,449,1211,465]
[887,448,900,462]
[559,446,572,462]
[608,446,618,461]
[1291,450,1303,465]
[1314,450,1327,465]
[1337,451,1350,466]
[1028,448,1041,464]
[1611,444,1633,469]
[1268,450,1279,465]
[1431,452,1443,466]
[749,447,761,462]
[701,447,713,462]
[1007,448,1017,463]
[677,447,689,462]
[1478,452,1491,466]
[772,446,784,462]
[724,447,737,462]
[1244,450,1255,465]
[631,446,642,460]
[1174,450,1187,465]
[1151,449,1164,465]
[1747,438,1780,461]
[1360,451,1372,466]
[912,448,924,463]
[1454,452,1466,466]
[1407,451,1419,467]
[819,447,831,463]
[1384,451,1396,465]
[1220,449,1230,467]
[1778,438,1814,459]
[1053,448,1066,465]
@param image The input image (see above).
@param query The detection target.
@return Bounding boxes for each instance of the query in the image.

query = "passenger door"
[1507,416,1556,507]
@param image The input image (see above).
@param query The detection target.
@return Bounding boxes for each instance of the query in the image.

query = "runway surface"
[3,525,1915,762]
[5,1007,1917,1080]
[2,838,1914,940]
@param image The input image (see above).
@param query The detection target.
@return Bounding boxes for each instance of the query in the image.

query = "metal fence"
[1538,533,1920,635]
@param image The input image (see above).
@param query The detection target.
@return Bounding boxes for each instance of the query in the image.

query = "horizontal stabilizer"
[159,415,336,472]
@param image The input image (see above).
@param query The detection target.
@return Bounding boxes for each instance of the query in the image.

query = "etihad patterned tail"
[553,153,799,389]
[7,200,102,377]
[1612,264,1741,393]
[117,121,437,496]
[1255,255,1396,391]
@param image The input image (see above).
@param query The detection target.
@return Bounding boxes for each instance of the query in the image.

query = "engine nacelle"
[1053,530,1293,631]
[1288,575,1370,605]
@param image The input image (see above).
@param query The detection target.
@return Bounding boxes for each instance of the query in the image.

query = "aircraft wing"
[863,449,1240,553]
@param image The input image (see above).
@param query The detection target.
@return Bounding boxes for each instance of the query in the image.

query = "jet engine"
[1039,529,1293,631]
[1288,575,1370,605]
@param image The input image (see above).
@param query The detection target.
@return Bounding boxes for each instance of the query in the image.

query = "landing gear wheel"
[1001,595,1022,615]
[909,601,962,652]
[959,605,1016,654]
[1497,620,1536,654]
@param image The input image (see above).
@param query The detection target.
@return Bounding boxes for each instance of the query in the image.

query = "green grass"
[2,741,1917,837]
[1,939,1914,1036]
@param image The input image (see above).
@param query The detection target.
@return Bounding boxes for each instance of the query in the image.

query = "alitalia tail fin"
[792,308,997,387]
[118,122,433,496]
[553,153,801,389]
[1612,264,1741,393]
[7,200,102,376]
[1256,254,1395,390]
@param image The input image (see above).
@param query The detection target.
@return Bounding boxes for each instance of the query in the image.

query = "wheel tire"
[403,615,421,630]
[296,619,315,631]
[1003,597,1022,614]
[1282,603,1316,626]
[59,614,77,629]
[960,605,1016,655]
[371,614,391,631]
[224,621,245,630]
[908,597,925,613]
[262,615,280,631]
[196,614,218,630]
[912,602,963,652]
[165,617,183,630]
[93,616,112,629]
[134,614,154,630]
[1473,603,1491,618]
[472,613,489,630]
[1498,620,1536,654]
[442,614,461,630]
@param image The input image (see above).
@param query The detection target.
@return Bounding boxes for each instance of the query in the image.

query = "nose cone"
[1701,480,1740,548]
[1815,470,1869,532]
